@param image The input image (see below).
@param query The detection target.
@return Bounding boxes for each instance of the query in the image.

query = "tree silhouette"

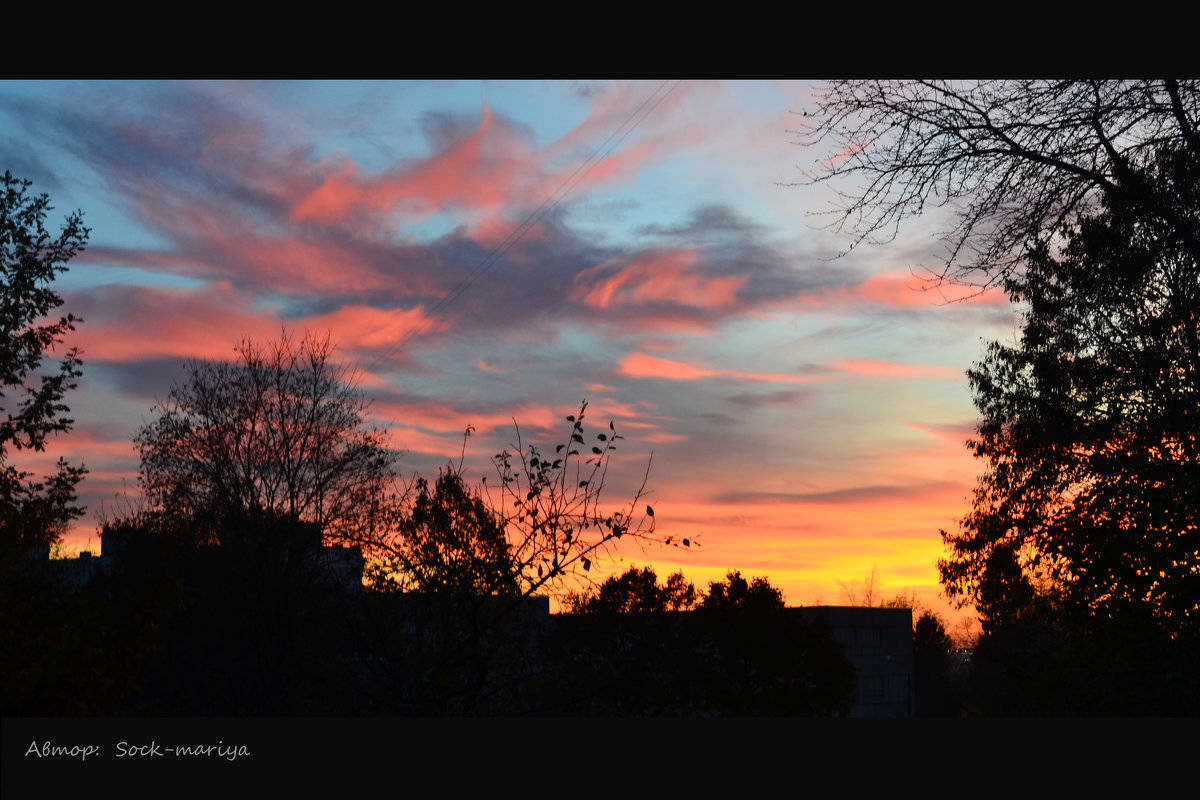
[796,80,1200,285]
[700,569,784,611]
[564,565,697,613]
[358,402,684,602]
[912,611,957,716]
[939,144,1200,639]
[134,330,398,546]
[0,171,88,558]
[380,468,521,596]
[0,174,152,716]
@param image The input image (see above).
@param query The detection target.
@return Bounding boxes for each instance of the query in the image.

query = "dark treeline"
[8,520,859,715]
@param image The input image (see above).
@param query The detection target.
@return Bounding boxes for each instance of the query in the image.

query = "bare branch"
[793,80,1200,286]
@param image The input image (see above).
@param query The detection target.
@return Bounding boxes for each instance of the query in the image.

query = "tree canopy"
[0,171,88,557]
[383,469,521,596]
[563,565,697,613]
[939,143,1200,637]
[700,569,785,612]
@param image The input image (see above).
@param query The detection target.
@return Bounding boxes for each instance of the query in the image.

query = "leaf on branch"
[646,505,654,517]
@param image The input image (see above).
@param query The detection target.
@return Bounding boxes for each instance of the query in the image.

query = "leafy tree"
[700,569,785,611]
[0,171,88,557]
[563,565,697,613]
[796,80,1200,285]
[381,468,520,597]
[912,611,957,716]
[939,144,1200,638]
[134,330,399,546]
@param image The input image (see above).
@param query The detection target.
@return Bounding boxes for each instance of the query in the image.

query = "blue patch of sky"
[57,264,208,292]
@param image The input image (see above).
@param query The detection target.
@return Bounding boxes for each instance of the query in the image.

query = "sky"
[1,80,1019,626]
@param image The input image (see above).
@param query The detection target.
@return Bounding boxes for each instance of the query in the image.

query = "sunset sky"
[1,80,1019,624]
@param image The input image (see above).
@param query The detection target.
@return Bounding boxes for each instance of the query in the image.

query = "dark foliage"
[564,564,697,613]
[0,171,87,558]
[701,569,785,612]
[383,469,521,597]
[940,145,1200,639]
[912,611,959,716]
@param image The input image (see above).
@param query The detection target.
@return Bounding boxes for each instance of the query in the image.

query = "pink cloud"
[371,398,565,438]
[904,421,978,446]
[72,283,278,362]
[71,284,442,364]
[205,235,406,295]
[571,249,747,311]
[289,86,711,234]
[785,270,1009,312]
[290,104,547,228]
[618,352,816,385]
[307,304,445,352]
[844,270,1009,308]
[831,358,961,380]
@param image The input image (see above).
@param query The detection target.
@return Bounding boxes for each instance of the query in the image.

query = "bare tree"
[838,564,920,610]
[794,80,1200,286]
[135,331,399,544]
